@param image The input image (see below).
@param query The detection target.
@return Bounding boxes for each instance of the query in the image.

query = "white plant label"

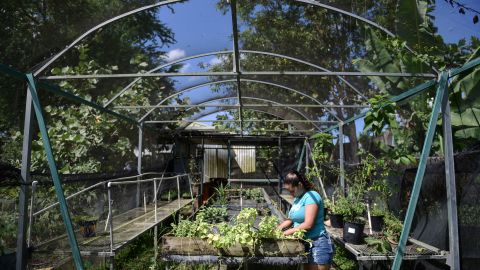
[348,227,356,234]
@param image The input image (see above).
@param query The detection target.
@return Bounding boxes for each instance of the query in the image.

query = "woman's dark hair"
[284,170,313,190]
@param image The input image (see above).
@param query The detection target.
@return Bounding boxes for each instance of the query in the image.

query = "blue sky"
[433,0,480,44]
[155,0,480,129]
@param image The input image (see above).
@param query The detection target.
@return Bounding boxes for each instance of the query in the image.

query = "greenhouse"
[1,0,479,269]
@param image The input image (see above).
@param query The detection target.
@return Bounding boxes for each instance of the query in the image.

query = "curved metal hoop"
[105,50,366,106]
[32,0,434,76]
[138,78,343,122]
[180,95,324,130]
[179,107,322,131]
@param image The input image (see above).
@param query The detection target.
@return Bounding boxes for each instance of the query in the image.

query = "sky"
[154,0,480,130]
[433,0,480,44]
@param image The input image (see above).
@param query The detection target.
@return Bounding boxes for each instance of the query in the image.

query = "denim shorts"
[304,233,335,265]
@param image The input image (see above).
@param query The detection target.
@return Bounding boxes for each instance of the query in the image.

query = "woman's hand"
[277,219,293,231]
[283,227,297,236]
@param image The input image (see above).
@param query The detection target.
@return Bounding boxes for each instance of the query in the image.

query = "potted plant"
[367,167,391,233]
[182,192,191,199]
[161,190,177,202]
[342,198,366,245]
[328,195,350,228]
[369,204,387,232]
[73,215,98,238]
[323,198,332,219]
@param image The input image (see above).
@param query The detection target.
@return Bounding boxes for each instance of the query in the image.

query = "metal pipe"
[108,175,188,186]
[229,0,244,135]
[278,137,282,194]
[153,178,158,262]
[339,123,345,194]
[199,139,205,207]
[136,123,144,207]
[187,174,194,200]
[154,179,157,219]
[180,108,327,132]
[39,71,436,80]
[115,103,368,109]
[16,88,33,270]
[227,140,231,180]
[27,181,38,248]
[105,49,367,105]
[295,0,439,74]
[33,172,176,217]
[305,139,309,176]
[177,176,181,209]
[366,202,373,235]
[392,72,449,270]
[32,0,185,76]
[442,77,460,270]
[146,119,337,123]
[107,182,114,265]
[143,192,147,213]
[26,74,84,270]
[179,96,324,131]
[240,182,243,209]
[139,78,343,123]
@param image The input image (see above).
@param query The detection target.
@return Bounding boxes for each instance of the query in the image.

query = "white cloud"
[179,63,191,73]
[164,48,186,62]
[208,56,222,66]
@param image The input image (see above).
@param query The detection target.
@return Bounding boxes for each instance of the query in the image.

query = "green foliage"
[370,203,387,217]
[213,184,229,205]
[342,199,366,224]
[71,215,98,224]
[257,216,282,239]
[243,188,263,201]
[330,195,351,216]
[364,236,392,253]
[0,0,179,172]
[383,213,403,243]
[364,94,398,137]
[311,134,334,163]
[0,210,17,254]
[333,244,358,270]
[160,190,178,201]
[172,207,304,252]
[450,47,480,146]
[171,219,212,238]
[306,134,336,196]
[235,207,257,227]
[196,207,228,223]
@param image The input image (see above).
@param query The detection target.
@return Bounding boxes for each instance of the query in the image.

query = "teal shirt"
[288,190,325,239]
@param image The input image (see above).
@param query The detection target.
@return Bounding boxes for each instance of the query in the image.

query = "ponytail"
[284,170,313,190]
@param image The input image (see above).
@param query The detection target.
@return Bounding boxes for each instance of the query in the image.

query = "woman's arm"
[283,203,318,236]
[277,219,293,231]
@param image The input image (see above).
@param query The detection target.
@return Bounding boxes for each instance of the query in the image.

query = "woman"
[277,170,334,270]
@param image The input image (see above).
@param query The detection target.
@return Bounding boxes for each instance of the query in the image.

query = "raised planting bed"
[161,236,305,257]
[160,188,307,265]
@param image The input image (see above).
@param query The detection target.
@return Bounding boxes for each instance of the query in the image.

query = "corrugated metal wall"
[203,145,255,179]
[233,146,256,174]
[204,145,228,178]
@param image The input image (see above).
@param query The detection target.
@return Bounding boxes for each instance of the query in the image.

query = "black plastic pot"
[329,213,344,228]
[78,220,97,237]
[324,207,329,221]
[343,221,365,244]
[370,215,384,232]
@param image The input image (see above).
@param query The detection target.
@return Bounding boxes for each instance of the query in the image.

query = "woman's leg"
[305,234,334,270]
[303,263,330,270]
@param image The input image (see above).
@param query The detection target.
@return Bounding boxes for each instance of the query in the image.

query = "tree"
[0,1,192,172]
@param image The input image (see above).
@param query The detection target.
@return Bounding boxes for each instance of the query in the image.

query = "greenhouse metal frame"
[1,0,479,269]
